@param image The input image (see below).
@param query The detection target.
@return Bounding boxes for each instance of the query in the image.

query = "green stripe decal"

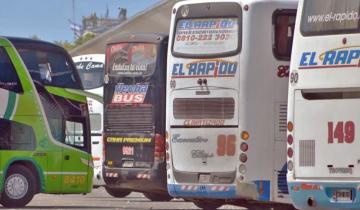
[4,92,16,120]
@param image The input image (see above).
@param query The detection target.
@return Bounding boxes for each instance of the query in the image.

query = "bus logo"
[299,46,360,70]
[172,59,238,78]
[112,84,148,104]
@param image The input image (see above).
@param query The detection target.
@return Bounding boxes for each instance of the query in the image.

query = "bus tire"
[0,165,36,208]
[193,200,224,210]
[105,187,131,198]
[143,192,172,201]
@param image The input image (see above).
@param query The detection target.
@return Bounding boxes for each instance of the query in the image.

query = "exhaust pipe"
[307,197,316,207]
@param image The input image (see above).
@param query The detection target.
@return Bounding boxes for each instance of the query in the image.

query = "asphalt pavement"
[4,187,246,210]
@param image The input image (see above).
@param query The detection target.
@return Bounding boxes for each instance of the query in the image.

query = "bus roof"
[107,33,168,46]
[3,36,62,49]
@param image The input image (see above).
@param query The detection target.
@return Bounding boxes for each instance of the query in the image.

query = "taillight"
[240,143,248,152]
[240,153,248,163]
[287,148,294,158]
[287,134,293,145]
[287,121,294,132]
[288,160,294,171]
[241,131,249,141]
[154,134,165,161]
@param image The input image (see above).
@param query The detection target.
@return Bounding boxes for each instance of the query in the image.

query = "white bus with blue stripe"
[166,0,297,209]
[287,0,360,209]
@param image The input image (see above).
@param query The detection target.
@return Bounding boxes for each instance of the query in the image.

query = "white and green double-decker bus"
[0,37,93,207]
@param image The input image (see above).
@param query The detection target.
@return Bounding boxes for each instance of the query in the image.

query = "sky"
[0,0,160,42]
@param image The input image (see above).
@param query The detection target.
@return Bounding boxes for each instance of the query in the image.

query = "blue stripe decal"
[168,184,237,199]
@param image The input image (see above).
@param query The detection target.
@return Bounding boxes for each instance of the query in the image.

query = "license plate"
[334,189,352,202]
[199,174,211,183]
[122,161,134,168]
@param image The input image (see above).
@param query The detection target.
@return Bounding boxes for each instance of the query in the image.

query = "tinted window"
[173,18,239,56]
[107,43,157,77]
[274,10,296,60]
[301,0,360,35]
[0,119,36,150]
[0,47,22,93]
[75,61,104,90]
[15,45,82,89]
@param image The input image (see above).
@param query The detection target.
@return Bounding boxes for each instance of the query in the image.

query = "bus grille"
[278,104,287,133]
[173,98,235,119]
[105,105,154,132]
[299,140,315,167]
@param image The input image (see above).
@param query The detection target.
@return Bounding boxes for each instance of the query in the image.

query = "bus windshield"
[13,43,82,89]
[301,0,360,35]
[75,61,104,90]
[107,43,157,77]
[173,18,239,56]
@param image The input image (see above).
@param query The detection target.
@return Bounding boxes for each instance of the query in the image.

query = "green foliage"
[29,35,41,40]
[54,32,96,51]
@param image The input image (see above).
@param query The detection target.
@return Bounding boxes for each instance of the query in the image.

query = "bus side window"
[273,10,296,61]
[0,47,23,93]
[0,119,36,150]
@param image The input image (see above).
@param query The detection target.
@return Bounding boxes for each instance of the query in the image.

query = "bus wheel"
[193,200,224,210]
[143,192,172,201]
[0,165,36,208]
[105,187,131,198]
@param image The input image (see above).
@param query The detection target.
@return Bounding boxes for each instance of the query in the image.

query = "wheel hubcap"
[5,174,28,199]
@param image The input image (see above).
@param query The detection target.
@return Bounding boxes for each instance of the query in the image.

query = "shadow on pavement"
[0,207,114,209]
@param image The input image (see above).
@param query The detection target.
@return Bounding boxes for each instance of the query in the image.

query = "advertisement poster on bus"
[108,43,157,76]
[173,18,239,55]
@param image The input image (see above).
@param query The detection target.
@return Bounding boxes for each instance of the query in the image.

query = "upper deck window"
[301,0,360,36]
[173,18,240,57]
[273,10,296,60]
[107,43,157,77]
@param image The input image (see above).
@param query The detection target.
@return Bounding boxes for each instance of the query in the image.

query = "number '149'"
[328,121,355,144]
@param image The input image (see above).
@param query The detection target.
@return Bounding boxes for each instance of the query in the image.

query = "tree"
[54,40,75,51]
[54,32,96,51]
[29,35,41,40]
